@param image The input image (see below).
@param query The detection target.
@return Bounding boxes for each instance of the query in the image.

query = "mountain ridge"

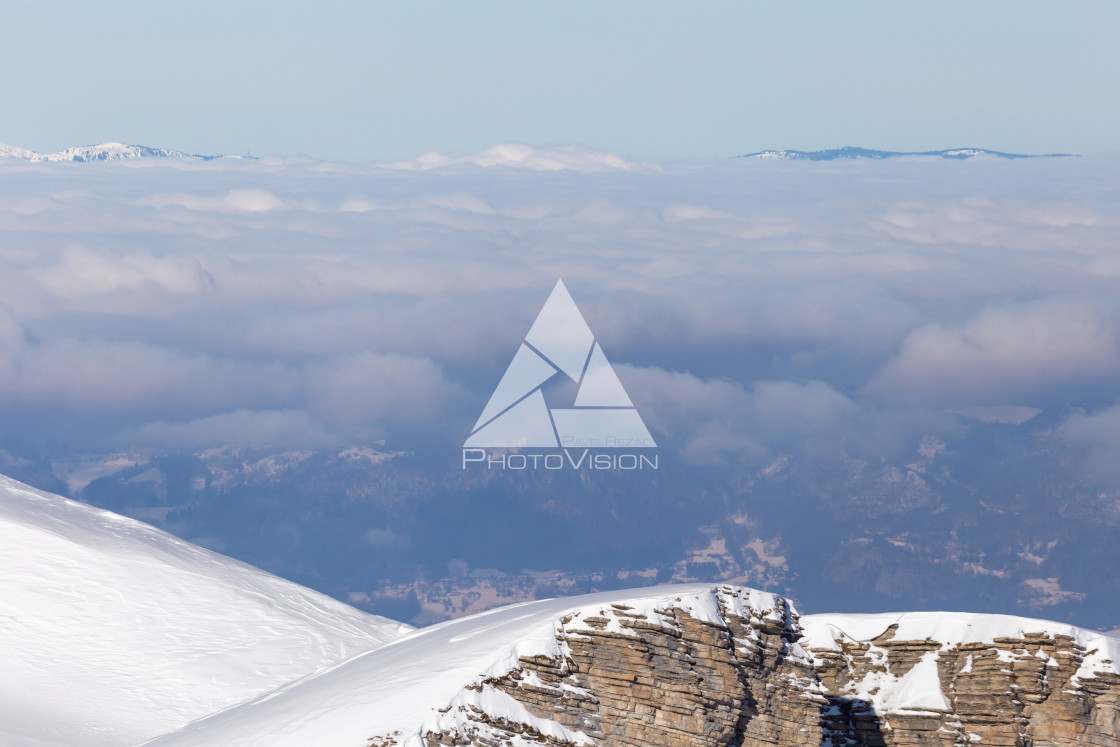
[0,142,223,162]
[0,473,411,747]
[738,146,1075,161]
[0,142,1078,165]
[147,584,1120,747]
[6,471,1120,745]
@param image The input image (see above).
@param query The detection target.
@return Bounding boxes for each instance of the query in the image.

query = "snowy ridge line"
[424,584,808,746]
[737,146,1075,161]
[0,473,412,747]
[0,141,651,171]
[0,142,223,162]
[9,461,1119,746]
[0,474,405,639]
[147,582,1120,746]
[143,584,788,747]
[487,584,804,674]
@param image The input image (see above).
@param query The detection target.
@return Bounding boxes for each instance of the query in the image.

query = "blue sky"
[2,1,1118,161]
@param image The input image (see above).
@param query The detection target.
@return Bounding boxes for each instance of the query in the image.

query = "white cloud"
[0,339,297,409]
[33,246,214,300]
[306,352,461,428]
[362,528,409,550]
[380,143,658,173]
[337,198,380,213]
[954,405,1041,425]
[868,299,1120,405]
[409,193,494,214]
[1058,404,1120,488]
[0,305,23,347]
[0,150,1118,454]
[140,188,284,212]
[132,409,333,450]
[619,365,865,464]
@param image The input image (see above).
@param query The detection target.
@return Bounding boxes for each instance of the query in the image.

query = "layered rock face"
[423,587,826,746]
[142,583,1120,747]
[802,613,1120,747]
[422,590,1120,747]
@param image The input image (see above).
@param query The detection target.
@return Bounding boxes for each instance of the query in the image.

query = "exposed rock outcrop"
[143,583,1120,747]
[422,587,825,746]
[802,612,1120,746]
[420,590,1120,747]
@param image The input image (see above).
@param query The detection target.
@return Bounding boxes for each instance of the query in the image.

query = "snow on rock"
[801,610,1120,720]
[842,649,950,716]
[0,474,412,747]
[144,584,797,747]
[802,610,1120,682]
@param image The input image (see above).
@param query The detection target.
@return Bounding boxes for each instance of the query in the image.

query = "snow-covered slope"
[0,474,412,747]
[146,585,1120,747]
[0,143,41,159]
[145,584,784,747]
[0,142,215,162]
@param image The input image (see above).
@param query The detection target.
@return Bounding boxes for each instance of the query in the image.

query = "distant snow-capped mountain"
[0,141,220,162]
[739,146,1073,161]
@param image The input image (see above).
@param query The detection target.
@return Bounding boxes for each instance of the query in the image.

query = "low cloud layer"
[380,144,659,173]
[1,146,1119,482]
[869,297,1120,405]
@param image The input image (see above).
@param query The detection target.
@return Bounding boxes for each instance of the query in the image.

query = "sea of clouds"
[1,146,1119,485]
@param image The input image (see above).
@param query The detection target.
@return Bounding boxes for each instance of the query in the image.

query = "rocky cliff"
[421,587,826,746]
[802,612,1120,746]
[420,590,1120,747]
[145,584,1120,747]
